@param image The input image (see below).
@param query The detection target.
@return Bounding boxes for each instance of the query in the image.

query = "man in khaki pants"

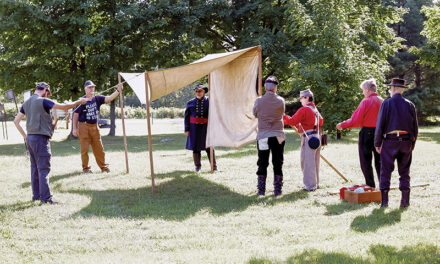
[72,80,122,173]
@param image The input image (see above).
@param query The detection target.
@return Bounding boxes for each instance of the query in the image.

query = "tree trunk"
[414,63,421,87]
[108,100,116,136]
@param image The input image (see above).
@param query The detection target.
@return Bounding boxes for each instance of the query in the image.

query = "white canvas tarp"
[120,46,260,148]
[206,49,259,148]
[119,72,149,105]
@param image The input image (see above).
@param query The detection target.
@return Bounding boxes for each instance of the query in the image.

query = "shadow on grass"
[248,243,440,263]
[66,173,308,221]
[0,201,38,212]
[0,134,188,157]
[324,200,370,216]
[21,171,82,189]
[350,208,403,233]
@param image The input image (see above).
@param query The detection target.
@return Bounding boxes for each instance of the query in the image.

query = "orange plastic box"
[343,187,381,204]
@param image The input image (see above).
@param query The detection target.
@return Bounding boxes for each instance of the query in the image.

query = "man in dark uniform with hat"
[184,83,217,172]
[374,78,418,208]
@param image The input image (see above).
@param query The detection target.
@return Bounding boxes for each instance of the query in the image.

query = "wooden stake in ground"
[289,125,349,182]
[208,73,215,174]
[258,45,262,97]
[118,73,129,174]
[144,72,155,193]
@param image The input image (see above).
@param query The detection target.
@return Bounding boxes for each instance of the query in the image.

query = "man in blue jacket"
[184,83,217,172]
[374,78,418,208]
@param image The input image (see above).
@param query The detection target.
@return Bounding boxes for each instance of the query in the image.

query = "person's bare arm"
[52,98,89,111]
[72,112,79,137]
[13,112,27,140]
[104,84,123,103]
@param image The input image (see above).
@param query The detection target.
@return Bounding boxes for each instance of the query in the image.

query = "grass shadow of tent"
[67,174,308,221]
[247,243,440,264]
[350,207,403,233]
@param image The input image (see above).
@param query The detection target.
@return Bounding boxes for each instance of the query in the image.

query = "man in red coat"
[336,79,384,188]
[284,89,323,191]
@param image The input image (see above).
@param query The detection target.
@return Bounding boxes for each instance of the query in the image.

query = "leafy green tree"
[413,3,440,122]
[0,0,157,135]
[283,0,404,132]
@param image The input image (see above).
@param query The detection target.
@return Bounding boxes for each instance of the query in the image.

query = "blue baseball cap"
[35,82,51,95]
[36,82,50,90]
[84,80,96,89]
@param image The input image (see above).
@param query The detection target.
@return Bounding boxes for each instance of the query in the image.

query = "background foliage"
[1,0,440,133]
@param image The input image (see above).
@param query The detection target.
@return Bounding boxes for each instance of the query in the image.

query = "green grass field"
[1,119,439,263]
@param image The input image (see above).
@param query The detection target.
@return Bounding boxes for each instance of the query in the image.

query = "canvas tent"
[119,46,262,192]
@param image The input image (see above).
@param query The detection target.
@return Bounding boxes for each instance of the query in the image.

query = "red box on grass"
[343,187,381,204]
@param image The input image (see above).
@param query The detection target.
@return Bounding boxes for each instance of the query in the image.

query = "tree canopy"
[1,0,440,133]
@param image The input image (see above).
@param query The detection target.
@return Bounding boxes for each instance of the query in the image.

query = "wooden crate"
[344,187,381,204]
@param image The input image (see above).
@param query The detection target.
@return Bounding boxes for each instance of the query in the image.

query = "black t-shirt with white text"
[74,95,106,124]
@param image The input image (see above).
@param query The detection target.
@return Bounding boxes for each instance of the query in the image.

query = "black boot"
[381,190,389,207]
[193,152,201,172]
[274,175,283,196]
[257,175,267,195]
[400,189,410,208]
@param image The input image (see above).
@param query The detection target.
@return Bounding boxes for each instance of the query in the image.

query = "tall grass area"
[0,120,439,263]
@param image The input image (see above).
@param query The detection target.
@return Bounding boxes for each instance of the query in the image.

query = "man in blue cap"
[374,78,418,208]
[14,82,89,204]
[184,82,217,172]
[72,80,122,173]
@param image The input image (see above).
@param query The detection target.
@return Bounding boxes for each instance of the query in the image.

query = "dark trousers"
[380,139,413,191]
[193,148,217,169]
[256,137,285,176]
[359,127,381,188]
[26,134,52,201]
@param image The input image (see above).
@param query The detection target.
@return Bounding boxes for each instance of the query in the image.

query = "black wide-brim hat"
[193,83,208,93]
[386,78,407,88]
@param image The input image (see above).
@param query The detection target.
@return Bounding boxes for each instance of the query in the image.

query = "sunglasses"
[195,90,204,93]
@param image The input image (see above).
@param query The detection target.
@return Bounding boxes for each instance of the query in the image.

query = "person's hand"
[185,131,189,137]
[79,97,90,105]
[118,83,123,93]
[336,123,342,131]
[73,129,78,137]
[283,114,290,125]
[375,146,381,154]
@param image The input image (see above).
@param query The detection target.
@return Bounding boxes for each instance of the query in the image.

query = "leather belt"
[384,134,410,141]
[190,117,208,124]
[387,130,408,136]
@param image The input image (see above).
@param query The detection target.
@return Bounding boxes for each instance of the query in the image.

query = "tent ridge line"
[147,46,259,75]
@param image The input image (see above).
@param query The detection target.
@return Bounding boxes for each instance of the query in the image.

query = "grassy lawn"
[1,119,439,263]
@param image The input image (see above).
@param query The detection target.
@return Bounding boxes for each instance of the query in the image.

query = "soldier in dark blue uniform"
[184,83,217,172]
[374,78,418,208]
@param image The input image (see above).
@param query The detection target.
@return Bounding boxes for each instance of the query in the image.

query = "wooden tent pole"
[118,73,129,173]
[289,125,349,182]
[258,45,263,96]
[144,72,155,193]
[209,73,214,174]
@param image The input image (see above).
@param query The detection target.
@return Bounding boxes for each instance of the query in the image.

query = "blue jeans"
[26,134,52,201]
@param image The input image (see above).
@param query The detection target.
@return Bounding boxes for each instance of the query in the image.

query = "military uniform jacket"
[184,96,209,151]
[374,93,418,147]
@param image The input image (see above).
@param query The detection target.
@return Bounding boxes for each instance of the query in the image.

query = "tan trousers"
[300,136,321,190]
[78,122,108,171]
